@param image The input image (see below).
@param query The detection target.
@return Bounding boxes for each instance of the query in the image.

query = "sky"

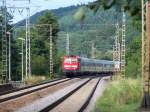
[5,0,96,23]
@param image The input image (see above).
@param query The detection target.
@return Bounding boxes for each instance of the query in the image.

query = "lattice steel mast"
[1,0,8,83]
[25,7,31,78]
[121,9,126,78]
[49,25,53,79]
[113,23,120,72]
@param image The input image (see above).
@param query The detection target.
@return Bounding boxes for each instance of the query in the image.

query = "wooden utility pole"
[141,0,150,108]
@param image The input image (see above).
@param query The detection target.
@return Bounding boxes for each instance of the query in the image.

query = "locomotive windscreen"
[64,57,78,63]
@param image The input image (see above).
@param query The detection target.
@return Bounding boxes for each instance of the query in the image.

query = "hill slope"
[16,6,78,26]
[16,5,139,59]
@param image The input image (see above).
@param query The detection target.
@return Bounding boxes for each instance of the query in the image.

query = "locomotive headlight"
[64,65,70,67]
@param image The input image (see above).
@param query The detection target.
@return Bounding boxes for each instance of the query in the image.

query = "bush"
[94,78,142,112]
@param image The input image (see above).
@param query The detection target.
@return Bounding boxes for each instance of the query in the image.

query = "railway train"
[63,55,114,77]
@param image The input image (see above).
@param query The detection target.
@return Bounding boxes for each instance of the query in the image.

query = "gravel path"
[15,78,89,112]
[0,78,80,112]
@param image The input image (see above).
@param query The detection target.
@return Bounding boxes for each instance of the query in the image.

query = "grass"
[93,78,142,112]
[25,75,46,85]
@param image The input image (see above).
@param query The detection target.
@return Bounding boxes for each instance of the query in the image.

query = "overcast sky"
[6,0,95,23]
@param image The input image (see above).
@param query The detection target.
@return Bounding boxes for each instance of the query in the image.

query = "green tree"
[37,11,59,40]
[89,0,141,17]
[126,37,141,78]
[31,11,59,76]
[32,56,49,75]
[11,39,21,81]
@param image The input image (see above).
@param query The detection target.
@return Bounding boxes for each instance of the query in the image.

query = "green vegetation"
[32,11,59,76]
[58,7,138,59]
[126,37,141,78]
[94,78,142,112]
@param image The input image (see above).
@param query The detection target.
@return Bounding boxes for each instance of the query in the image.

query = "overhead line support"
[121,9,126,78]
[141,0,150,108]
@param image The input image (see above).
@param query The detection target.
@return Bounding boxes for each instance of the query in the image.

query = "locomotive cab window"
[64,58,78,63]
[71,58,77,62]
[64,58,72,63]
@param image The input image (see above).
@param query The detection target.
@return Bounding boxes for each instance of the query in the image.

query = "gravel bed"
[15,78,89,112]
[50,78,99,112]
[84,76,109,112]
[0,78,80,112]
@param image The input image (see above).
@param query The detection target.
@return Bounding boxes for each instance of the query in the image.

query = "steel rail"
[0,78,66,96]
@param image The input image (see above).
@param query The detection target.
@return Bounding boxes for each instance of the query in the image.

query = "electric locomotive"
[63,55,114,77]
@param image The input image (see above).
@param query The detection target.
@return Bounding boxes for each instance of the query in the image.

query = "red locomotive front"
[63,56,80,71]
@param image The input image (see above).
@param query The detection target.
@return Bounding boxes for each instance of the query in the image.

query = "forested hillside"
[15,5,140,77]
[16,6,78,26]
[16,5,139,58]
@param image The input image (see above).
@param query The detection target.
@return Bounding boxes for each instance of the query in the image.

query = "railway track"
[0,78,67,96]
[15,77,101,112]
[48,77,101,112]
[0,78,84,112]
[0,78,71,103]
